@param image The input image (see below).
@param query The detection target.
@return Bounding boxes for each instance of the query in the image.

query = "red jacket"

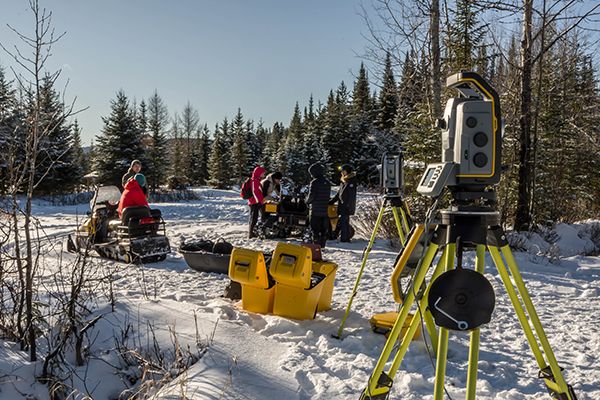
[247,166,266,206]
[118,179,149,217]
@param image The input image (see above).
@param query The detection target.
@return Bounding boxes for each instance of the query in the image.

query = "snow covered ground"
[1,188,599,399]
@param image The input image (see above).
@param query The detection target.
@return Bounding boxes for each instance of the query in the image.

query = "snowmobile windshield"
[92,186,122,209]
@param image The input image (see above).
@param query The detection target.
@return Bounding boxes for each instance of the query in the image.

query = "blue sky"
[0,1,368,145]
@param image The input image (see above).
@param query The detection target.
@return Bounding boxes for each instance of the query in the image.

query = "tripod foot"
[539,366,578,400]
[360,372,393,399]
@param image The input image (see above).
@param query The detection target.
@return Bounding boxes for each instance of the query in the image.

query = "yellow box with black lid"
[228,248,275,314]
[312,261,337,312]
[264,202,278,214]
[270,243,329,320]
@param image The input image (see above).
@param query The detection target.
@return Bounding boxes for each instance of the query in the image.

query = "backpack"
[241,178,253,200]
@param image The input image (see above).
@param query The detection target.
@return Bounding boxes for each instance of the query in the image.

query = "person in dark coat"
[306,163,331,248]
[330,164,357,242]
[122,160,142,188]
[247,166,267,238]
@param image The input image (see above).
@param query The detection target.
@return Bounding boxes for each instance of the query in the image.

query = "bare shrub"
[113,320,208,399]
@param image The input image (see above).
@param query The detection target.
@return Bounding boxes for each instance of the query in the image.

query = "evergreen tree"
[264,122,285,172]
[189,124,210,185]
[350,64,376,184]
[70,119,86,189]
[250,119,266,170]
[302,95,330,182]
[0,66,19,194]
[169,113,185,177]
[138,100,148,135]
[376,52,399,133]
[34,74,78,193]
[208,122,231,188]
[231,108,250,182]
[321,90,341,178]
[147,90,170,192]
[180,102,200,173]
[95,90,144,186]
[445,0,488,73]
[281,102,307,184]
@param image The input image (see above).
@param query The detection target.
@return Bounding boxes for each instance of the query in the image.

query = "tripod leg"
[489,245,575,399]
[391,207,406,246]
[398,204,411,237]
[336,203,386,339]
[362,242,441,399]
[389,249,448,377]
[433,243,456,400]
[466,244,486,400]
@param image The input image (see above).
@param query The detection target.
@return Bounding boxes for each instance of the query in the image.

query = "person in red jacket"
[247,166,266,238]
[118,173,149,218]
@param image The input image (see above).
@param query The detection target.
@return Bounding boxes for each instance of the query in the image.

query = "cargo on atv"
[258,196,345,240]
[259,194,310,239]
[67,185,170,263]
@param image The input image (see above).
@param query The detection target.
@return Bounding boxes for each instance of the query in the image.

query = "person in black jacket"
[306,163,331,248]
[330,164,357,242]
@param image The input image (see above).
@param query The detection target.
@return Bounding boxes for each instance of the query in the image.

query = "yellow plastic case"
[269,243,313,289]
[312,261,338,312]
[229,248,275,314]
[369,312,420,340]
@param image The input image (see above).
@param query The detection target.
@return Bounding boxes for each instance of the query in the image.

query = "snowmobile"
[67,185,171,263]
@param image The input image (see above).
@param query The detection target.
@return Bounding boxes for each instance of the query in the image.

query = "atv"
[67,185,171,263]
[259,194,311,239]
[258,191,343,240]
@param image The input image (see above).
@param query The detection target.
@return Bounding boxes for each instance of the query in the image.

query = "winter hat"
[272,172,283,180]
[340,164,353,174]
[134,173,146,187]
[131,159,142,168]
[308,163,324,178]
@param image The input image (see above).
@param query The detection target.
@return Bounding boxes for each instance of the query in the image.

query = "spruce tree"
[189,124,210,185]
[445,0,488,73]
[34,74,78,193]
[0,66,19,194]
[231,108,250,182]
[264,122,285,172]
[208,122,231,188]
[169,113,185,177]
[95,90,144,186]
[281,103,307,185]
[147,90,170,192]
[350,64,376,184]
[321,90,341,178]
[70,120,86,189]
[376,52,399,133]
[180,102,200,173]
[138,100,148,135]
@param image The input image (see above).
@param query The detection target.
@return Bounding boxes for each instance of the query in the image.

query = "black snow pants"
[339,214,352,242]
[311,215,329,248]
[249,204,262,238]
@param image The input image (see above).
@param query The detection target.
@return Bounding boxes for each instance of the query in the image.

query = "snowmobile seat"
[121,206,151,225]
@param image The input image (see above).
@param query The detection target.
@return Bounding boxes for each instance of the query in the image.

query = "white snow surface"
[1,188,599,399]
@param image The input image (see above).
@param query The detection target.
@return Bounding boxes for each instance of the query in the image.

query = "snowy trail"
[2,189,599,399]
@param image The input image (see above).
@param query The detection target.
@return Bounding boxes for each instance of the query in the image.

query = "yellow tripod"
[361,209,577,400]
[335,194,412,339]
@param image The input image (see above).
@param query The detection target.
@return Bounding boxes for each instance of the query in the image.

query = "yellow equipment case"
[228,248,275,314]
